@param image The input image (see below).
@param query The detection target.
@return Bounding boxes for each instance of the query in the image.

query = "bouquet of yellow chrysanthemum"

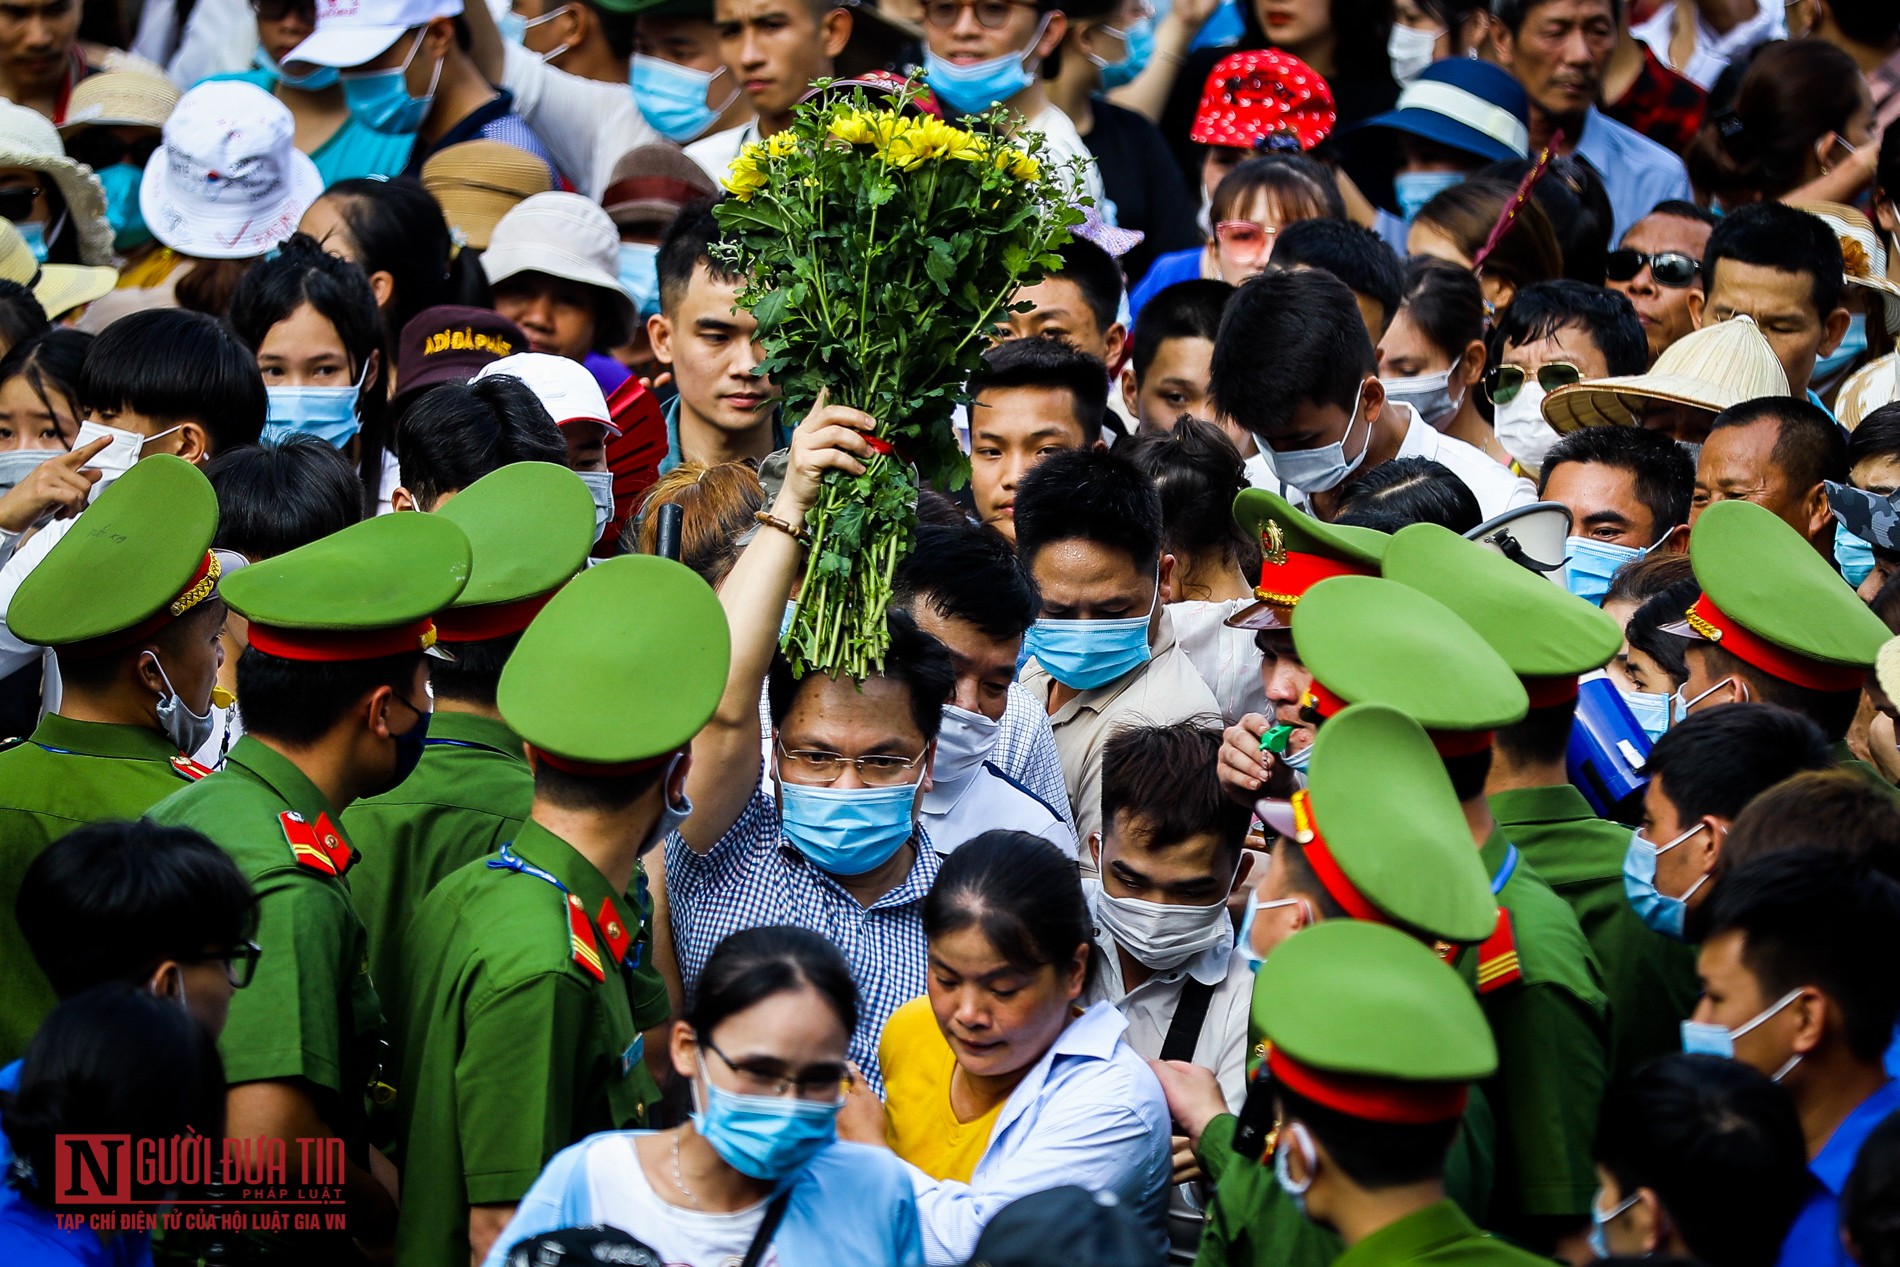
[713,79,1085,680]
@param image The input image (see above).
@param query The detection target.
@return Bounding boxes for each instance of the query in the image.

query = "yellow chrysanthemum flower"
[765,131,799,158]
[723,150,768,200]
[829,110,876,145]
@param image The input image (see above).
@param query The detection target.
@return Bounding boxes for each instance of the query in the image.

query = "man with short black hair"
[390,376,568,511]
[892,521,1075,853]
[1121,278,1229,434]
[651,201,783,474]
[1014,447,1219,849]
[1691,396,1848,554]
[1689,202,1853,400]
[685,0,853,179]
[970,335,1109,542]
[1608,200,1717,365]
[1539,425,1693,603]
[1696,848,1900,1267]
[1271,218,1406,343]
[1487,278,1648,477]
[1489,0,1693,239]
[1006,235,1129,379]
[1210,268,1533,521]
[1632,703,1835,941]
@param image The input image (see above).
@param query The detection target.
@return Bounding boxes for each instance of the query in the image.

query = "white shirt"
[500,41,664,199]
[575,1134,774,1266]
[919,760,1077,856]
[0,516,71,689]
[1391,401,1537,521]
[686,122,758,187]
[905,1000,1172,1265]
[1166,599,1268,727]
[132,0,257,87]
[1024,103,1110,221]
[1633,0,1785,90]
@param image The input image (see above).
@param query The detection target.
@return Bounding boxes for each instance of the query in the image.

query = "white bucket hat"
[0,100,113,267]
[481,192,635,347]
[286,0,464,71]
[0,218,117,319]
[475,352,621,435]
[1541,315,1791,432]
[138,81,323,262]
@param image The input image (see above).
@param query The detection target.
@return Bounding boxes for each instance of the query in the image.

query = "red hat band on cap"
[528,744,675,779]
[1686,594,1866,693]
[1522,675,1580,709]
[247,618,440,663]
[1267,1046,1469,1124]
[1189,50,1336,152]
[434,592,557,643]
[1289,789,1389,925]
[1304,681,1492,757]
[1253,550,1368,609]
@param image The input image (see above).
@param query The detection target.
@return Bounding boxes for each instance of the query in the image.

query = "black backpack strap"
[1160,976,1217,1064]
[740,1188,794,1267]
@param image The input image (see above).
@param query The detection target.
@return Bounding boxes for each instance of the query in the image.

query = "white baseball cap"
[139,81,323,261]
[285,0,464,71]
[475,352,621,435]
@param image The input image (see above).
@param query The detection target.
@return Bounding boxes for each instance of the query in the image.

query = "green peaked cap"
[1382,522,1622,678]
[1301,702,1499,943]
[12,454,219,648]
[435,462,596,612]
[1689,499,1888,669]
[1293,575,1529,730]
[222,512,470,658]
[1255,920,1497,1084]
[498,554,731,765]
[1233,488,1389,568]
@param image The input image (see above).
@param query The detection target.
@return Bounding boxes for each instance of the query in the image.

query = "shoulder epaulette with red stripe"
[566,893,605,982]
[282,811,355,877]
[170,754,214,781]
[1475,907,1522,995]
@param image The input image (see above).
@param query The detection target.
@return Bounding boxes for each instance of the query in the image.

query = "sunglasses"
[1214,219,1278,260]
[250,0,316,21]
[0,186,41,224]
[1486,361,1582,404]
[1604,248,1700,288]
[922,0,1038,29]
[66,132,161,171]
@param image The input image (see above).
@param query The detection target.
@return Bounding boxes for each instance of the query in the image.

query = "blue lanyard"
[1491,844,1519,896]
[486,842,568,893]
[423,738,485,750]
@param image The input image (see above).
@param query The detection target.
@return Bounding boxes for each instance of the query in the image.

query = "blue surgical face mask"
[1089,14,1154,89]
[1680,987,1806,1080]
[1588,1191,1640,1260]
[253,46,340,90]
[619,241,661,319]
[1236,893,1306,971]
[341,29,442,136]
[261,361,369,449]
[924,16,1050,116]
[775,776,921,875]
[1562,536,1644,605]
[1619,687,1671,742]
[1622,821,1709,940]
[1670,674,1743,726]
[97,162,150,252]
[1273,1121,1316,1215]
[1269,380,1369,494]
[1379,366,1459,431]
[1022,581,1158,691]
[1836,525,1876,588]
[1815,312,1868,381]
[15,220,49,264]
[690,1052,841,1180]
[578,468,614,542]
[1279,738,1313,771]
[0,447,54,499]
[1394,170,1465,224]
[630,54,732,143]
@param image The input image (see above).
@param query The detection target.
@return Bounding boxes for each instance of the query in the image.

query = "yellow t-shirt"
[878,995,1002,1183]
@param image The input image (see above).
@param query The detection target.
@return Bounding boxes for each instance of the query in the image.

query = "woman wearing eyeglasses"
[482,926,922,1267]
[209,0,414,184]
[844,831,1172,1264]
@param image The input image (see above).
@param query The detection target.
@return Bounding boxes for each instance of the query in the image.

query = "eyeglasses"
[702,1035,852,1103]
[923,0,1038,28]
[0,186,43,224]
[65,132,161,171]
[250,0,317,21]
[1604,248,1700,288]
[1214,220,1278,262]
[206,941,262,989]
[775,738,929,788]
[1486,361,1582,404]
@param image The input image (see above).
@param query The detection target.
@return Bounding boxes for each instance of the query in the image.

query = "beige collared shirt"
[1019,608,1223,862]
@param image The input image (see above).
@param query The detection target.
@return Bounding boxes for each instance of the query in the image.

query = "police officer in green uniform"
[1253,920,1548,1267]
[344,462,603,1043]
[147,511,473,1265]
[1182,702,1506,1267]
[0,455,223,1061]
[393,553,730,1267]
[1668,499,1891,784]
[1383,523,1699,1080]
[1293,577,1610,1255]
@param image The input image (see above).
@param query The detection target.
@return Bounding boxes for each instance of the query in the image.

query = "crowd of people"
[0,0,1896,1263]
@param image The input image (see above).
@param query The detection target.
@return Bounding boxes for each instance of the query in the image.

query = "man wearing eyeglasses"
[668,401,954,1098]
[1607,200,1717,366]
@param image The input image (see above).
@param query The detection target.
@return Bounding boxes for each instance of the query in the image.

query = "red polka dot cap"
[1189,50,1336,153]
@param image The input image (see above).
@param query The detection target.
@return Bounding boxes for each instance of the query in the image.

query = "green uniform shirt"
[1459,828,1608,1233]
[1832,741,1898,796]
[1193,1078,1496,1267]
[393,818,659,1267]
[343,711,535,1048]
[1490,785,1697,1081]
[0,714,198,1061]
[1332,1200,1556,1266]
